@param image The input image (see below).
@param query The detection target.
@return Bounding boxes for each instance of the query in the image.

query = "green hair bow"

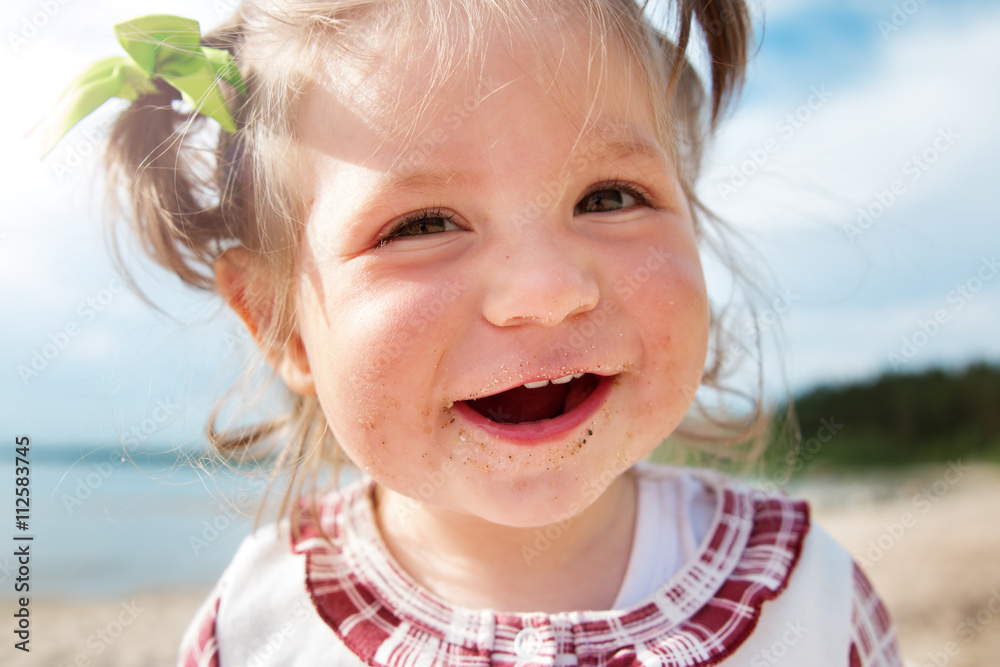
[43,14,247,155]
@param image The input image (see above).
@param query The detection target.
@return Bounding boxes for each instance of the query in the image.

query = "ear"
[215,248,316,396]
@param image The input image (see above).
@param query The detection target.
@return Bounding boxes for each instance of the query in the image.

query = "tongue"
[466,383,569,424]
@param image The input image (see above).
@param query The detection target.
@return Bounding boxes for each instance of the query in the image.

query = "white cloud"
[700,7,1000,232]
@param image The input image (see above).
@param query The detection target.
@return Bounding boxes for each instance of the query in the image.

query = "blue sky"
[2,0,999,448]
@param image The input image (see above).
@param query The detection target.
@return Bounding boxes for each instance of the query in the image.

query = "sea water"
[0,444,308,598]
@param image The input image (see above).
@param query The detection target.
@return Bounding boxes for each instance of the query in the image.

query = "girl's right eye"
[377,209,462,247]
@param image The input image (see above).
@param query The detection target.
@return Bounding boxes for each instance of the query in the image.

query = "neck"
[373,471,637,613]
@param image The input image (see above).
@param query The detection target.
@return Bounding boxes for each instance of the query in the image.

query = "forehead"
[296,4,662,175]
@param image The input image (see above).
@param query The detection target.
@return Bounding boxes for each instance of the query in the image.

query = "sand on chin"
[3,464,997,666]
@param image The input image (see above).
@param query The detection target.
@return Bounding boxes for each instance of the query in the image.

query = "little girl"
[47,1,902,665]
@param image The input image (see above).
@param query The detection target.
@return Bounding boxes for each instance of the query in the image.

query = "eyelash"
[377,207,456,247]
[577,179,655,212]
[376,180,655,247]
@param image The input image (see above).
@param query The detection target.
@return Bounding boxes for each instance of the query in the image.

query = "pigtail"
[642,0,753,175]
[103,14,254,293]
[670,0,752,127]
[600,1,751,180]
[104,94,221,291]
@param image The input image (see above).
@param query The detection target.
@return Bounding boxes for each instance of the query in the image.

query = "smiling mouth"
[462,373,602,424]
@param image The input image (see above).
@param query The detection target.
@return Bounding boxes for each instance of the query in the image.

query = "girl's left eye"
[574,184,649,215]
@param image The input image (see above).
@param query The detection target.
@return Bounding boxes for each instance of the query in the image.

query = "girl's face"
[290,19,710,527]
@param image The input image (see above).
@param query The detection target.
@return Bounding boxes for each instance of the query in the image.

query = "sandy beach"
[4,590,207,667]
[4,463,999,666]
[805,463,1000,667]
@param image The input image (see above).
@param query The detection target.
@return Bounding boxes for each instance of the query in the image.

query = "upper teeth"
[524,373,584,389]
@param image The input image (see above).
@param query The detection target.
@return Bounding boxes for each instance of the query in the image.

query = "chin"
[454,462,627,529]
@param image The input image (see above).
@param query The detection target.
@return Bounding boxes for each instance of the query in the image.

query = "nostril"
[499,314,543,326]
[565,298,599,319]
[493,299,599,328]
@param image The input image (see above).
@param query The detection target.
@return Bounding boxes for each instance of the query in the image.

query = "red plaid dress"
[179,465,901,666]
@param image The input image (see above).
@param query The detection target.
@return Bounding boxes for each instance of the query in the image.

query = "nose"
[481,235,601,327]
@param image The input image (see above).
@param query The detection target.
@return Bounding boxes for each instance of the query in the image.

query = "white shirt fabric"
[612,468,717,609]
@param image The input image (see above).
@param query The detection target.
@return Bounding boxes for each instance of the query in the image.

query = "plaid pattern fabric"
[178,591,221,667]
[849,564,902,667]
[294,472,811,667]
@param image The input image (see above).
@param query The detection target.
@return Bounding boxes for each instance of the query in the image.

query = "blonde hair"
[103,0,762,525]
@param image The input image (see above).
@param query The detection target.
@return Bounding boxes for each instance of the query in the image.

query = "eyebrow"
[360,130,667,208]
[380,168,482,194]
[573,134,667,166]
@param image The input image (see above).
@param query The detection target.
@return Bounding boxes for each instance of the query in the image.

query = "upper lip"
[452,362,630,403]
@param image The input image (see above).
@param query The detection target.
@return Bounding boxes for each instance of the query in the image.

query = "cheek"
[296,272,466,453]
[622,245,710,406]
[656,261,709,356]
[621,240,709,339]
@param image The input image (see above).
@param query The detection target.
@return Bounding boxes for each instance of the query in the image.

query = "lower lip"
[452,375,615,446]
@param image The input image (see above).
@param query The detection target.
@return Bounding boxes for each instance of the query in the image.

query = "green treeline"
[780,362,1000,469]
